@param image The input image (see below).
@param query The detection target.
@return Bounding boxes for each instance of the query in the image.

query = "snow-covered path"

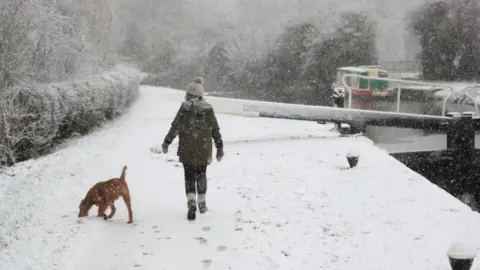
[2,86,480,270]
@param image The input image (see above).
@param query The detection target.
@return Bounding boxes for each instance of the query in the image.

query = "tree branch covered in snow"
[0,0,126,89]
[142,10,378,106]
[0,65,141,166]
[409,0,480,81]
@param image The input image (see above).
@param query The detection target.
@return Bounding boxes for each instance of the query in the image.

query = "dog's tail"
[120,165,127,181]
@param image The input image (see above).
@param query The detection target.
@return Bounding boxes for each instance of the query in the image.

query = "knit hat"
[186,77,205,97]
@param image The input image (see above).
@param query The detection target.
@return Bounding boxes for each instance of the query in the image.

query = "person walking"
[161,77,224,220]
[332,87,346,130]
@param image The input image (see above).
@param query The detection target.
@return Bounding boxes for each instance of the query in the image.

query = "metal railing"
[453,85,480,116]
[341,74,454,116]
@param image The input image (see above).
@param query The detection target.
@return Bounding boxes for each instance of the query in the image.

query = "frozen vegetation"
[0,0,143,166]
[0,65,141,166]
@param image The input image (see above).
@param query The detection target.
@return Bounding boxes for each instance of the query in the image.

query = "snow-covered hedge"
[0,65,141,166]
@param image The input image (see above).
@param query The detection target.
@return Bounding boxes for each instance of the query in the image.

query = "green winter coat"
[164,99,223,166]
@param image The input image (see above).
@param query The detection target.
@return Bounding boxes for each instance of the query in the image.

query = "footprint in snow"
[202,226,211,231]
[233,210,243,221]
[217,245,227,252]
[442,208,460,213]
[202,259,212,268]
[233,210,244,231]
[195,237,208,245]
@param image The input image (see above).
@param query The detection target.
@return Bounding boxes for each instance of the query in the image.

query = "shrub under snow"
[0,65,141,166]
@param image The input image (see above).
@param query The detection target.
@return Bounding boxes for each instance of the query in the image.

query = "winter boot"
[198,194,208,214]
[186,193,197,220]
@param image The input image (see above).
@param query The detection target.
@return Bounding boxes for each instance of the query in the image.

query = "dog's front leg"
[106,202,116,219]
[122,194,134,224]
[97,202,108,218]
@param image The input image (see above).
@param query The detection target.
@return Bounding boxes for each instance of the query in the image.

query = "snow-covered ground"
[1,85,480,270]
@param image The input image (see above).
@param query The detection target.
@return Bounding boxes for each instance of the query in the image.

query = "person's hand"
[216,147,224,161]
[161,142,169,154]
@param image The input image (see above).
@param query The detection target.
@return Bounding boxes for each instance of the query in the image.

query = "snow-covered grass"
[0,65,141,166]
[1,85,480,270]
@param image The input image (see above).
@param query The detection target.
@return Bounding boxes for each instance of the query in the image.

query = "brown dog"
[78,165,133,224]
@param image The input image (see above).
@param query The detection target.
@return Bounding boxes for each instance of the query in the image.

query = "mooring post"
[446,112,475,159]
[447,241,476,270]
[460,112,475,160]
[446,112,461,149]
[461,112,475,152]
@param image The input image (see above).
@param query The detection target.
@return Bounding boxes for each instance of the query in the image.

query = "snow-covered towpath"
[1,86,480,270]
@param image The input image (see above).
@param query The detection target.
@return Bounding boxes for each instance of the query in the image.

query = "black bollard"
[447,242,477,270]
[347,156,359,168]
[346,151,360,168]
[449,257,475,270]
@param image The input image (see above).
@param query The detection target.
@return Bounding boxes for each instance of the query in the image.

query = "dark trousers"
[334,97,345,108]
[183,164,207,195]
[334,97,345,129]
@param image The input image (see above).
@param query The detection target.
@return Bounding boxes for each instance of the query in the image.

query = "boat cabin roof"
[337,66,388,73]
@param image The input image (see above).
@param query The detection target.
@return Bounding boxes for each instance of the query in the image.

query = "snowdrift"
[0,65,141,166]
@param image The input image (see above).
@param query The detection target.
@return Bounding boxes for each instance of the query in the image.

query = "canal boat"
[332,66,395,97]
